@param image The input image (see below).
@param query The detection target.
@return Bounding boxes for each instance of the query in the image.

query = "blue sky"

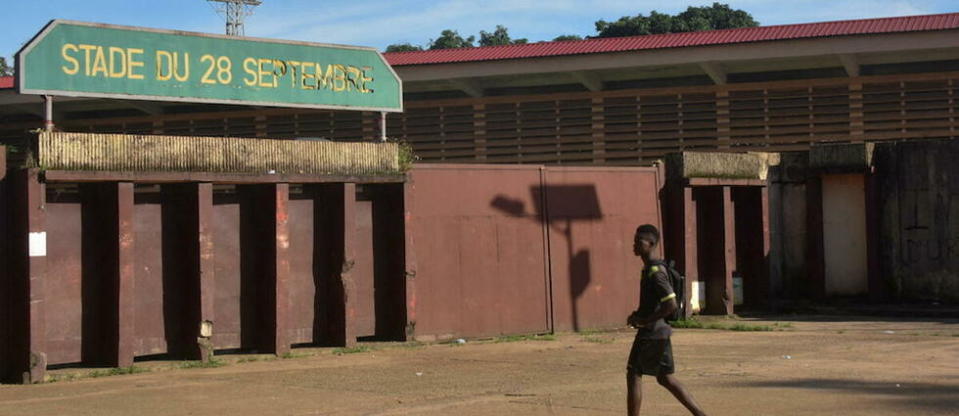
[3,0,957,59]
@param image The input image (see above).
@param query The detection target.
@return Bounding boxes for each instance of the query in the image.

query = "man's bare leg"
[656,373,707,416]
[627,371,643,416]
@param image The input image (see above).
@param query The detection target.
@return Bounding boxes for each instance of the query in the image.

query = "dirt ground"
[1,316,957,416]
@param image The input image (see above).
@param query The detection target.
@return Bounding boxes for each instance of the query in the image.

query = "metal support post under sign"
[44,95,54,131]
[380,111,387,142]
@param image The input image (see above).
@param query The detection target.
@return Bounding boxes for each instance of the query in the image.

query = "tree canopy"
[428,29,475,50]
[383,4,759,52]
[595,3,758,38]
[0,57,12,77]
[479,25,527,47]
[386,26,529,52]
[552,34,584,42]
[385,43,424,53]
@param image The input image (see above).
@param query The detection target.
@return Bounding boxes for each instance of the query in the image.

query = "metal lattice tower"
[208,0,262,36]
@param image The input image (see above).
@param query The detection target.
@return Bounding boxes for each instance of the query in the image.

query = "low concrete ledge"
[809,143,875,173]
[38,132,404,177]
[666,152,777,181]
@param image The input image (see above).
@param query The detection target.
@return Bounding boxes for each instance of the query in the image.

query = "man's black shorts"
[626,334,675,376]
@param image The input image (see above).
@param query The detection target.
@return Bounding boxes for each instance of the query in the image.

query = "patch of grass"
[280,351,313,360]
[671,319,772,332]
[47,373,81,383]
[837,330,845,334]
[236,357,260,364]
[670,319,705,329]
[88,366,149,378]
[728,323,773,332]
[582,336,614,344]
[772,322,794,329]
[494,334,556,343]
[332,346,372,355]
[176,359,227,369]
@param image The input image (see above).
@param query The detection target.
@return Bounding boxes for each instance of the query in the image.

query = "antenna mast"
[208,0,262,36]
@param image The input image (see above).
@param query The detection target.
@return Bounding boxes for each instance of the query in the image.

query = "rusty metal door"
[544,167,660,332]
[406,165,551,339]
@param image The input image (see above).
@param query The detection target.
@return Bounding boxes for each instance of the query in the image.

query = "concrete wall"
[773,153,810,301]
[876,140,959,302]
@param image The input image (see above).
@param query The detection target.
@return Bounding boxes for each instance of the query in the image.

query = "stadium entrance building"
[2,13,959,383]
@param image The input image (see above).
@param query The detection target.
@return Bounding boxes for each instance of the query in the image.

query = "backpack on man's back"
[651,259,686,323]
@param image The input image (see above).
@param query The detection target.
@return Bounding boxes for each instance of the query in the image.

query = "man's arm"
[628,271,677,327]
[637,298,677,327]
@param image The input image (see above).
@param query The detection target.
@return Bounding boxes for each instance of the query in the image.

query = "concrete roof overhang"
[392,30,959,95]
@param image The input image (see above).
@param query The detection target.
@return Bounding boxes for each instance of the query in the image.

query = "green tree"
[385,43,424,53]
[429,29,475,50]
[0,57,12,76]
[552,34,583,42]
[676,2,757,31]
[595,3,758,38]
[478,25,527,47]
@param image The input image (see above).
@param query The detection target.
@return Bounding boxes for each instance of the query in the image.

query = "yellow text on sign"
[59,44,376,94]
[61,43,145,79]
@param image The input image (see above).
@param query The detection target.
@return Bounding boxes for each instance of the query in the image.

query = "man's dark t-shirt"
[637,262,675,339]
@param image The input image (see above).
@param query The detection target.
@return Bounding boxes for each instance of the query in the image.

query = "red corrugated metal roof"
[385,12,959,66]
[0,76,12,89]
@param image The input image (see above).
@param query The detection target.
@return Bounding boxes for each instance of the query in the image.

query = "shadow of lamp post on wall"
[491,184,603,331]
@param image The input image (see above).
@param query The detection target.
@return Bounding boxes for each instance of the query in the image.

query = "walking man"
[626,224,707,416]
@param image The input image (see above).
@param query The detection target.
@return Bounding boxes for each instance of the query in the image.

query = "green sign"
[16,20,402,112]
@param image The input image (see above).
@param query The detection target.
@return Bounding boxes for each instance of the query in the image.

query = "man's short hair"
[635,224,660,245]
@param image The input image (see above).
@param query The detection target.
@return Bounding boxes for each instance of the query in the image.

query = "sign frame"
[16,19,403,112]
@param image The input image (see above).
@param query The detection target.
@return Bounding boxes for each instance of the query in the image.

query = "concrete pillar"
[196,183,216,360]
[338,183,357,348]
[664,183,697,318]
[720,186,736,315]
[11,169,47,383]
[681,186,698,317]
[271,183,291,356]
[402,181,418,341]
[80,182,135,368]
[865,170,885,302]
[250,183,292,356]
[116,182,136,368]
[759,187,773,303]
[318,183,357,347]
[806,177,827,300]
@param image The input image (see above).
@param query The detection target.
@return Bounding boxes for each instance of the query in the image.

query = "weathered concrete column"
[402,181,418,341]
[80,182,135,368]
[160,183,216,361]
[317,183,357,347]
[250,183,292,356]
[196,183,216,360]
[338,183,358,348]
[680,186,698,317]
[11,169,47,383]
[116,182,136,368]
[864,170,885,302]
[271,183,292,356]
[805,177,827,300]
[759,187,773,303]
[719,186,737,315]
[664,182,698,318]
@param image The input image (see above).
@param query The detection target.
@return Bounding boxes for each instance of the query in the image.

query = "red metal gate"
[405,164,663,339]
